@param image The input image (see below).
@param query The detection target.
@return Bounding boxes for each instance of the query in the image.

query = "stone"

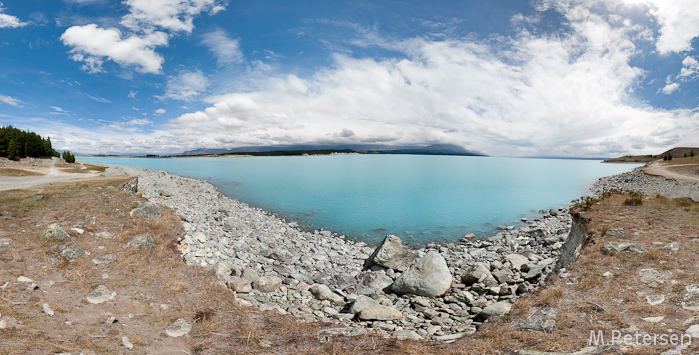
[92,254,117,265]
[87,284,116,304]
[122,336,134,350]
[158,189,172,197]
[226,277,252,293]
[40,223,71,241]
[394,329,421,340]
[358,305,402,321]
[128,234,156,250]
[492,268,513,283]
[252,276,282,293]
[642,316,665,323]
[685,284,699,297]
[686,325,699,339]
[480,301,512,318]
[605,228,628,237]
[682,301,699,311]
[516,307,558,332]
[391,251,453,297]
[461,262,491,285]
[129,202,163,219]
[361,271,393,291]
[524,266,543,281]
[646,295,665,306]
[310,284,345,305]
[664,242,681,251]
[368,235,416,271]
[17,276,34,283]
[639,269,672,284]
[43,303,54,316]
[349,295,379,314]
[435,332,465,343]
[166,318,192,337]
[59,245,86,261]
[505,254,529,270]
[603,242,647,253]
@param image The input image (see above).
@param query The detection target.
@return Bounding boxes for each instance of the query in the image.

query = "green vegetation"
[0,125,59,160]
[62,151,76,164]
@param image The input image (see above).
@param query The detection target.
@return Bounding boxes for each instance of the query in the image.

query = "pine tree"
[8,138,18,160]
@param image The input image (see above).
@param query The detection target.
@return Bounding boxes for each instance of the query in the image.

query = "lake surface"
[80,155,640,246]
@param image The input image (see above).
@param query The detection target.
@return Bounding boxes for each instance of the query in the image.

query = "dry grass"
[0,167,44,176]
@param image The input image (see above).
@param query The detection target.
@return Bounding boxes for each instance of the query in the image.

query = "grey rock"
[122,336,133,350]
[516,307,558,332]
[166,318,192,337]
[480,301,512,318]
[310,284,345,305]
[358,305,402,321]
[394,329,422,340]
[504,254,529,270]
[392,251,452,297]
[491,268,513,283]
[368,235,416,271]
[461,262,491,285]
[59,245,86,261]
[128,234,156,250]
[605,228,628,237]
[603,242,646,253]
[129,202,163,219]
[686,325,699,339]
[40,223,71,241]
[349,295,380,314]
[361,271,393,291]
[158,189,172,197]
[252,276,282,293]
[227,277,252,293]
[87,284,116,304]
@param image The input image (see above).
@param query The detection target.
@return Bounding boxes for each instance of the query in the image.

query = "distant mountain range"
[181,144,486,157]
[603,147,699,163]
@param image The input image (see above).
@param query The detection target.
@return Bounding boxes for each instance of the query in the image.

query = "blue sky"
[0,0,698,157]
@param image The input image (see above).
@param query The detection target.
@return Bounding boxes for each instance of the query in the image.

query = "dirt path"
[642,161,699,182]
[0,158,101,191]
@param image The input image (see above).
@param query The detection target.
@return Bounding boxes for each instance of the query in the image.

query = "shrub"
[63,151,76,164]
[623,192,643,206]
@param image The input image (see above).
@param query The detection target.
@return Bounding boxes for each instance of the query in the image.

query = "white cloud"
[61,0,225,74]
[0,5,28,28]
[0,94,22,107]
[678,56,699,79]
[661,82,679,94]
[128,90,137,98]
[202,29,243,65]
[645,0,699,55]
[164,2,691,157]
[155,108,166,114]
[61,24,168,74]
[51,106,68,113]
[160,70,208,100]
[87,94,112,103]
[121,0,222,33]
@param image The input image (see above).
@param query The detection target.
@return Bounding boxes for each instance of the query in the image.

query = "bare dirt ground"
[1,158,698,354]
[643,157,699,183]
[0,158,105,191]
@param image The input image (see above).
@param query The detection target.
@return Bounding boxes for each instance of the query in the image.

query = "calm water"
[80,155,640,246]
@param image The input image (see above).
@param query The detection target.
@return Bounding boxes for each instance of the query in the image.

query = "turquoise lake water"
[80,155,640,246]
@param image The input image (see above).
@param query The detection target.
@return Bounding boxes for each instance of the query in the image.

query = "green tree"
[7,138,18,160]
[63,150,76,163]
[691,150,695,157]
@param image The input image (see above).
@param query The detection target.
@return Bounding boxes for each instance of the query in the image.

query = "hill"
[181,143,485,157]
[603,146,699,163]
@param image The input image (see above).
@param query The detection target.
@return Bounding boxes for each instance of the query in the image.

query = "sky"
[1,0,699,157]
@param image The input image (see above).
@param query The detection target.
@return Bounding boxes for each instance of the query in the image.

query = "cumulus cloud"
[61,24,167,74]
[61,0,225,74]
[121,0,222,33]
[202,29,243,65]
[164,1,693,157]
[645,0,699,54]
[160,70,208,100]
[0,94,23,107]
[678,56,699,79]
[0,4,28,28]
[155,108,166,114]
[661,82,679,94]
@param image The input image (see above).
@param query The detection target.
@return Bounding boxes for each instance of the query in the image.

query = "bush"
[63,151,76,164]
[623,192,643,206]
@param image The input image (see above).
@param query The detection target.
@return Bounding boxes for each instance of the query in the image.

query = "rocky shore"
[106,165,573,341]
[591,165,699,201]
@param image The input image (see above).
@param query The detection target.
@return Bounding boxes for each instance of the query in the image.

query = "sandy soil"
[0,158,103,191]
